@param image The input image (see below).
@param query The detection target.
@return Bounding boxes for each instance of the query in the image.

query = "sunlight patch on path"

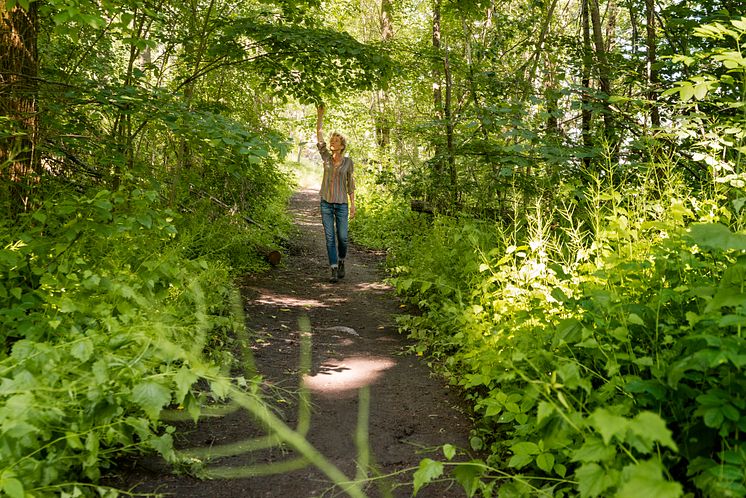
[354,282,392,292]
[302,356,397,394]
[253,292,329,308]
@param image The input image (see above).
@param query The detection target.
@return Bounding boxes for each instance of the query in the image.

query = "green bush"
[0,185,282,496]
[364,167,746,497]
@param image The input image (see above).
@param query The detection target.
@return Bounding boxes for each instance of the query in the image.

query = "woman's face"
[330,135,344,152]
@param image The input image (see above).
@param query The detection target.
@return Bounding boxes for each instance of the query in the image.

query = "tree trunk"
[169,0,217,206]
[645,0,660,127]
[0,2,39,216]
[581,0,592,168]
[443,43,456,207]
[432,0,443,129]
[430,0,445,205]
[375,0,393,150]
[589,0,619,159]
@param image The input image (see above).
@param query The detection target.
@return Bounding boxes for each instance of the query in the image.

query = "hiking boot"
[338,260,345,279]
[329,266,339,283]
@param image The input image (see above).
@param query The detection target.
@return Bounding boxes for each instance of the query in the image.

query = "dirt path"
[110,188,473,497]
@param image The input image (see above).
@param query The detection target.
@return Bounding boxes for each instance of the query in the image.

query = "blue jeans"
[320,200,348,266]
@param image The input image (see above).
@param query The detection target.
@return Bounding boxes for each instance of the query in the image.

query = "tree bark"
[581,0,592,168]
[0,2,39,215]
[432,0,443,128]
[589,0,618,157]
[375,0,393,149]
[645,0,660,127]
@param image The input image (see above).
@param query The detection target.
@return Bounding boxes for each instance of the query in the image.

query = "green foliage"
[360,159,746,496]
[217,14,393,105]
[0,184,291,495]
[350,188,430,253]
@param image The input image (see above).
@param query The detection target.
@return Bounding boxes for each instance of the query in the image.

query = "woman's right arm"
[316,104,325,144]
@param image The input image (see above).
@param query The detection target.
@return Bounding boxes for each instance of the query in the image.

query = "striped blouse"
[317,141,355,204]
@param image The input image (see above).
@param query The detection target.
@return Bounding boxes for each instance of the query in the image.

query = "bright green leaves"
[412,458,444,496]
[0,186,262,492]
[662,76,718,102]
[587,409,677,452]
[573,411,680,497]
[663,17,746,104]
[219,17,392,104]
[132,381,172,420]
[576,460,683,498]
[689,222,746,251]
[576,463,619,498]
[4,0,27,10]
[413,449,488,497]
[0,471,24,498]
[452,462,485,498]
[617,460,683,498]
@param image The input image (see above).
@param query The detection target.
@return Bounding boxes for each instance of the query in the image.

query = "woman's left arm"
[348,161,356,218]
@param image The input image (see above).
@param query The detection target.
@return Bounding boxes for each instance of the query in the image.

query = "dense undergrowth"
[353,166,746,497]
[0,179,294,496]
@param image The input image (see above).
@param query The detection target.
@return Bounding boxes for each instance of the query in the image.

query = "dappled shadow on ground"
[104,188,474,498]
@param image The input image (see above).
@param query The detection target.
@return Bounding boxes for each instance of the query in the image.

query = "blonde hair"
[330,132,347,152]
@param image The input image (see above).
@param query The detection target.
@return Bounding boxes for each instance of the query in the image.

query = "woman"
[316,104,355,283]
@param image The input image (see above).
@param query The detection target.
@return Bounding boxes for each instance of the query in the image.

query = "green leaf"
[616,460,683,498]
[132,381,172,419]
[71,338,94,363]
[571,436,615,463]
[1,477,24,498]
[627,412,678,453]
[511,441,540,455]
[588,408,629,445]
[576,462,617,498]
[413,458,444,496]
[508,452,535,469]
[453,462,484,498]
[442,443,456,460]
[173,366,198,405]
[627,313,645,326]
[680,84,695,102]
[703,407,725,428]
[689,223,746,251]
[536,401,556,424]
[536,452,555,473]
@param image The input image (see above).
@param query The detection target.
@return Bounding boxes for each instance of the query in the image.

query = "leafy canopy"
[216,14,393,105]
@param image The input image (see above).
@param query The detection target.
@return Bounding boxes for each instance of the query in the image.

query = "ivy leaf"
[413,458,444,496]
[132,381,172,419]
[617,460,683,498]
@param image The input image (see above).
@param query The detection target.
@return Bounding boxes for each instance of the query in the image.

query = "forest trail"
[111,188,473,497]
